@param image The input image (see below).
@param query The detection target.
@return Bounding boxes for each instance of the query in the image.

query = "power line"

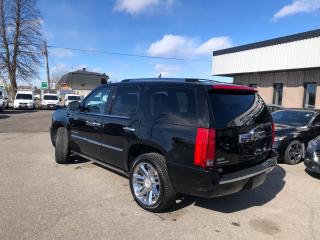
[47,45,211,62]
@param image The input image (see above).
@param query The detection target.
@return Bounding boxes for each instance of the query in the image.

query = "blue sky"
[36,0,320,84]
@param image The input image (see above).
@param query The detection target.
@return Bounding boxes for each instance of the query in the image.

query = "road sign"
[41,82,48,89]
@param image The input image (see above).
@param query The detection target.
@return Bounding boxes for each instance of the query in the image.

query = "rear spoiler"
[210,85,257,93]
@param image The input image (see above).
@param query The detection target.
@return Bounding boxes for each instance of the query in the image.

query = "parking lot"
[0,110,320,240]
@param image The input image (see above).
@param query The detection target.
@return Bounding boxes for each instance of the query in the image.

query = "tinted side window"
[110,86,139,116]
[83,88,110,114]
[149,87,196,124]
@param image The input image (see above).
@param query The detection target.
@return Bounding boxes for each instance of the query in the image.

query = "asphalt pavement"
[0,110,320,240]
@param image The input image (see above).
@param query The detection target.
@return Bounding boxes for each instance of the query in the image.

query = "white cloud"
[148,35,195,58]
[273,0,320,20]
[50,49,73,58]
[51,63,68,74]
[147,34,232,58]
[195,37,233,55]
[114,0,174,15]
[155,64,181,77]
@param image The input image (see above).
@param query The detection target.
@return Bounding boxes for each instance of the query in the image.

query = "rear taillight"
[272,122,275,144]
[194,128,216,168]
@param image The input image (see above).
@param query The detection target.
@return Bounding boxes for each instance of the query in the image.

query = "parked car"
[267,104,284,113]
[0,88,9,109]
[0,93,4,112]
[272,109,320,165]
[64,94,81,107]
[50,78,277,212]
[304,137,320,175]
[13,91,35,110]
[41,93,60,110]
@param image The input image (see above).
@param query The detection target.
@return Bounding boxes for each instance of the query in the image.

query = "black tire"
[55,127,71,164]
[129,153,176,212]
[0,104,3,112]
[284,140,304,165]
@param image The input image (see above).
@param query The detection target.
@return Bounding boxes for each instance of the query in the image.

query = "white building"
[212,29,320,109]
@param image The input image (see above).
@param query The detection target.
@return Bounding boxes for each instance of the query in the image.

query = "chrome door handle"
[86,121,101,127]
[93,122,101,127]
[123,127,135,132]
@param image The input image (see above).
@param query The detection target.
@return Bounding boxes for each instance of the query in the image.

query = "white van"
[41,93,59,109]
[14,91,34,110]
[64,94,81,107]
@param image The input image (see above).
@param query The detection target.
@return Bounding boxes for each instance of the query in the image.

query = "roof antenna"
[158,73,162,78]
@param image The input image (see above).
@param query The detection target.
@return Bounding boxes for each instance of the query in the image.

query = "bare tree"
[51,68,67,85]
[0,0,43,97]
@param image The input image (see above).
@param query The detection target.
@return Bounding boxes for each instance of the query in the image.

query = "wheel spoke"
[133,174,144,182]
[148,190,153,204]
[152,186,160,197]
[137,187,147,197]
[139,164,148,175]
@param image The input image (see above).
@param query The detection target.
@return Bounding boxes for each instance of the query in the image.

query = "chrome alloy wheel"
[288,142,303,163]
[132,162,161,206]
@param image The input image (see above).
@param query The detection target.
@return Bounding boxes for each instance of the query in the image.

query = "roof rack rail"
[185,78,199,83]
[121,78,203,83]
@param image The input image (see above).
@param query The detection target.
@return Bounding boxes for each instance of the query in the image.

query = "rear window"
[68,96,81,101]
[44,95,58,100]
[209,93,270,128]
[16,94,33,100]
[272,110,314,126]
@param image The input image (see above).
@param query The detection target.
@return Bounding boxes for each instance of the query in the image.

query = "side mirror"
[68,101,81,111]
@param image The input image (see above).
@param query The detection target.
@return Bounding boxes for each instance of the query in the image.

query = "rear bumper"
[168,154,277,198]
[14,106,34,109]
[42,104,57,109]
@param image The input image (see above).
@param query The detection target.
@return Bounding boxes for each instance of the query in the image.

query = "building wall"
[212,36,320,75]
[234,68,320,108]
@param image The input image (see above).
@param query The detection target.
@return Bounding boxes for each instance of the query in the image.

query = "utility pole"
[44,41,50,92]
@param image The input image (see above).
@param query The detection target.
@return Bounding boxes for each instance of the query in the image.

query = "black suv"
[50,78,277,212]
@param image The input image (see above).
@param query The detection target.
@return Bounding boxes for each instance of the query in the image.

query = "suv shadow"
[170,165,286,213]
[0,114,10,119]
